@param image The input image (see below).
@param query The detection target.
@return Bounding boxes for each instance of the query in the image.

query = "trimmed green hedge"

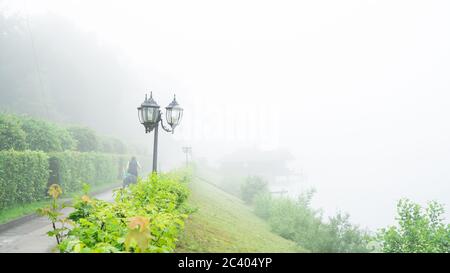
[0,150,152,212]
[48,152,152,193]
[0,114,154,214]
[0,150,49,210]
[49,151,124,193]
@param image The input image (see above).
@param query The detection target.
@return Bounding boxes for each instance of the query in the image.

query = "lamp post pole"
[182,146,192,167]
[152,122,159,173]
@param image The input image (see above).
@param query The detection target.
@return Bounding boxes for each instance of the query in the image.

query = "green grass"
[176,172,304,253]
[0,181,121,225]
[0,199,51,224]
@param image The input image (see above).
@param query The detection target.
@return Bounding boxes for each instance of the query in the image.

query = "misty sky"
[3,0,450,229]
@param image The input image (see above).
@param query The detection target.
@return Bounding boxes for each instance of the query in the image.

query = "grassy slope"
[176,172,304,253]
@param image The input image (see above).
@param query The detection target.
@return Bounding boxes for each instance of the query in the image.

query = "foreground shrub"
[0,150,49,210]
[37,184,71,245]
[55,170,192,253]
[377,199,450,253]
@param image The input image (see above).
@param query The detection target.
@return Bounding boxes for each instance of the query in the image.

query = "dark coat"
[127,159,138,176]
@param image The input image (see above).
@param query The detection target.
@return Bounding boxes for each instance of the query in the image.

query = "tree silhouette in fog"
[0,12,137,136]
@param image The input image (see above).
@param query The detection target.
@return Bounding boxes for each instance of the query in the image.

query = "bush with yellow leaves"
[53,169,192,253]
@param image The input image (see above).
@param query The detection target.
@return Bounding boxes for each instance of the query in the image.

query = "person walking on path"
[123,156,141,188]
[127,156,141,177]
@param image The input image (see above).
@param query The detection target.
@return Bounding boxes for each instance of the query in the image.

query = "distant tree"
[20,116,71,152]
[68,126,99,152]
[0,114,27,150]
[377,199,449,253]
[253,192,272,219]
[0,12,136,135]
[318,212,373,253]
[98,136,113,153]
[254,189,372,253]
[111,138,127,154]
[98,136,127,154]
[56,126,77,151]
[240,176,268,204]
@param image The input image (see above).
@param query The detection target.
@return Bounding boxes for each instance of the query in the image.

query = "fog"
[1,0,450,230]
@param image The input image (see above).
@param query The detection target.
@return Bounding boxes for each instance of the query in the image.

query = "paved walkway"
[0,188,117,253]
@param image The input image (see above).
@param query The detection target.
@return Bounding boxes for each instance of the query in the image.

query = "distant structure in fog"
[218,148,296,182]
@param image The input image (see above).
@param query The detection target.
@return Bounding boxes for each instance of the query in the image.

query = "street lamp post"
[138,92,183,173]
[182,146,192,167]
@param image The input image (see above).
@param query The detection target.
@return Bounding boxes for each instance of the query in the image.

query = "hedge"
[49,151,124,193]
[0,150,50,210]
[49,152,153,193]
[0,149,153,212]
